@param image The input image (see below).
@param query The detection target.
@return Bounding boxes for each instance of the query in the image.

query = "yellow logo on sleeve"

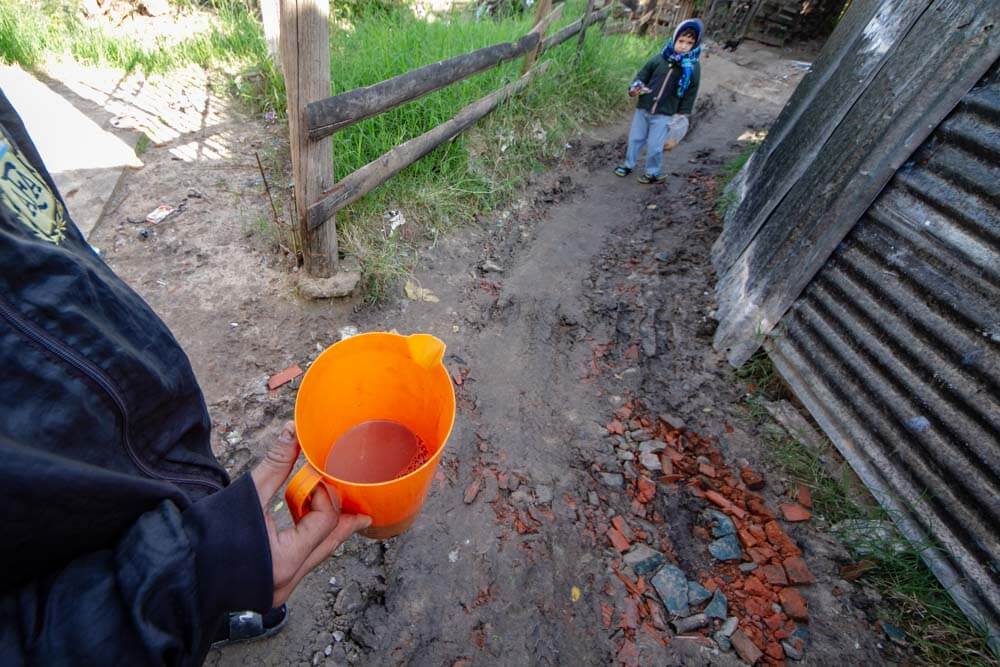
[0,127,66,244]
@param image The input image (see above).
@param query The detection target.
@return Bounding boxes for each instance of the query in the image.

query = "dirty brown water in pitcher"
[323,419,430,484]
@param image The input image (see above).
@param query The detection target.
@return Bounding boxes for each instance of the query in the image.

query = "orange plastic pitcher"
[285,332,455,539]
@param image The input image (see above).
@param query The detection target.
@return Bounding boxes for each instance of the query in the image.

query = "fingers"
[273,513,372,605]
[251,421,299,505]
[286,485,341,560]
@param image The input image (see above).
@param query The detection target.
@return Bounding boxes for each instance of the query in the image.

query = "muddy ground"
[90,44,902,666]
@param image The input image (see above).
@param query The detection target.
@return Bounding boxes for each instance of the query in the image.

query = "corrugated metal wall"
[765,70,1000,650]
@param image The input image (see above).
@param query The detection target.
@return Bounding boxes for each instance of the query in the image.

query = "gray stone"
[707,510,736,537]
[705,589,728,619]
[687,581,712,605]
[623,544,665,577]
[782,640,804,661]
[599,472,624,488]
[654,251,671,263]
[588,491,600,507]
[713,632,732,651]
[534,484,553,505]
[720,617,739,637]
[334,582,365,615]
[630,429,653,441]
[298,258,362,299]
[351,619,378,649]
[882,621,907,646]
[639,451,662,472]
[658,413,687,431]
[708,533,742,561]
[792,625,809,642]
[739,562,759,573]
[639,440,664,455]
[617,449,636,461]
[510,488,533,505]
[333,631,345,642]
[671,613,708,634]
[480,259,504,273]
[651,564,689,616]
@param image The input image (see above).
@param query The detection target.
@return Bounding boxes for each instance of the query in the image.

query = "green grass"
[714,139,760,217]
[0,0,269,73]
[738,352,998,665]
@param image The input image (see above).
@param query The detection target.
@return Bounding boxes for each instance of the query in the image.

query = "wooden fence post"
[522,0,553,73]
[575,0,596,65]
[281,0,359,296]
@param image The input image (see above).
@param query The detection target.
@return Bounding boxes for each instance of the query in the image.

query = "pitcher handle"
[285,464,324,523]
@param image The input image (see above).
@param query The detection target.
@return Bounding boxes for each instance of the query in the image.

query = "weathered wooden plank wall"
[711,0,1000,367]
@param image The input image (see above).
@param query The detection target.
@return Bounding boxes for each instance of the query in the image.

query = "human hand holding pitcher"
[286,332,456,540]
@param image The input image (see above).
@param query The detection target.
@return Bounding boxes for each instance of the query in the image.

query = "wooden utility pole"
[280,0,338,278]
[522,0,553,73]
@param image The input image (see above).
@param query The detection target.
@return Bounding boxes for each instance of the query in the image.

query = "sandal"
[613,166,632,177]
[211,605,289,649]
[637,173,664,184]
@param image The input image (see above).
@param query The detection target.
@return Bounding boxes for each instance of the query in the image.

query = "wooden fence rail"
[305,6,563,140]
[543,5,613,51]
[280,0,611,292]
[307,62,551,230]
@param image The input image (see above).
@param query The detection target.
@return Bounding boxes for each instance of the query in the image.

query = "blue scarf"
[661,19,703,99]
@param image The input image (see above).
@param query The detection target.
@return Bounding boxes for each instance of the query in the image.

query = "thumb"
[251,421,300,505]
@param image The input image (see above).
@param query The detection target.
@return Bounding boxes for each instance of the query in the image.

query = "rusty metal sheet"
[766,70,1000,654]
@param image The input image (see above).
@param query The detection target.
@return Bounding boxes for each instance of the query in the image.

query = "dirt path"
[90,45,895,666]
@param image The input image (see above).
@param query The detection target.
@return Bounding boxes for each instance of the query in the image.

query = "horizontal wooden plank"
[306,62,551,230]
[305,5,563,140]
[542,5,612,52]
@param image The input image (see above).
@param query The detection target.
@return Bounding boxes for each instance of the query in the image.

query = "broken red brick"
[616,640,639,667]
[779,587,809,621]
[607,419,625,435]
[705,490,730,509]
[764,612,785,632]
[748,524,768,543]
[765,641,785,660]
[267,364,303,390]
[738,529,759,549]
[637,476,657,503]
[608,527,631,552]
[463,479,481,504]
[730,630,763,665]
[783,556,817,585]
[660,455,675,475]
[745,576,771,598]
[747,496,777,520]
[760,564,789,586]
[612,516,635,541]
[657,473,684,485]
[797,484,813,509]
[779,503,812,522]
[740,466,765,490]
[764,522,802,557]
[698,463,717,478]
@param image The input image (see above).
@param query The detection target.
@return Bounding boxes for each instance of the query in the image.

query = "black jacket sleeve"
[634,56,658,85]
[678,63,701,114]
[0,475,273,666]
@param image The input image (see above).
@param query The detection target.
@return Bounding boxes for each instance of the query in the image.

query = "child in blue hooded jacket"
[614,19,703,184]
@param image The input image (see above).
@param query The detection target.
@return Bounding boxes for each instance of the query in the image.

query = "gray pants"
[624,109,673,176]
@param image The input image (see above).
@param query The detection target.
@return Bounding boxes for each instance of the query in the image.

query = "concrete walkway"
[1,64,142,239]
